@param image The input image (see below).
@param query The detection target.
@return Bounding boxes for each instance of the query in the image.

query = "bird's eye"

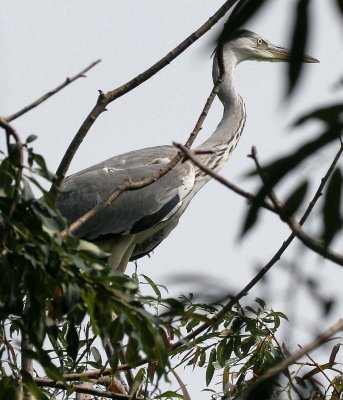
[257,38,263,46]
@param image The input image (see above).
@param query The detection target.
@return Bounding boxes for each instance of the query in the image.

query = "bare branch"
[6,60,101,122]
[238,320,343,400]
[52,0,240,192]
[300,346,332,385]
[250,146,343,268]
[34,377,143,400]
[174,142,276,213]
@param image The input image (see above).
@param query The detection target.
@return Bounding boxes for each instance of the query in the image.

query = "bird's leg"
[117,242,136,273]
[108,235,136,271]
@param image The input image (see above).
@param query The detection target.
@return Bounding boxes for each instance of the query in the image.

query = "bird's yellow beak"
[267,44,319,63]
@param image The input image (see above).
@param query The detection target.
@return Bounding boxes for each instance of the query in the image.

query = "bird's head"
[223,29,319,64]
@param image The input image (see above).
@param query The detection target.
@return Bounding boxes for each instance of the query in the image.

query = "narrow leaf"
[129,368,146,397]
[66,323,79,361]
[243,127,340,237]
[329,344,341,366]
[142,274,161,297]
[155,391,183,399]
[335,0,343,15]
[91,346,102,365]
[322,168,343,246]
[283,181,308,216]
[288,0,310,94]
[223,367,230,394]
[206,348,216,386]
[219,0,268,42]
[26,134,38,144]
[22,371,48,400]
[302,362,332,380]
[170,368,192,400]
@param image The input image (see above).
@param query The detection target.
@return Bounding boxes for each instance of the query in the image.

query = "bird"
[57,30,318,272]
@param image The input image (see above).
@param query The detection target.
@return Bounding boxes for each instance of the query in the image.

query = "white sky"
[1,1,343,398]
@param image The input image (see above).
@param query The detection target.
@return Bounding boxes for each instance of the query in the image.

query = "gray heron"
[57,30,318,272]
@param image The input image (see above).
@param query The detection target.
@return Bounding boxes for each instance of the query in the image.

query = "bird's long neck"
[194,49,246,190]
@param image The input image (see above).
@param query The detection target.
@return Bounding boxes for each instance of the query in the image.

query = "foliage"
[0,140,183,397]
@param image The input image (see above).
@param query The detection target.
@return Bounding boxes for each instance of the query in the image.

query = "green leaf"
[78,239,109,258]
[45,364,65,382]
[198,349,206,367]
[295,375,308,389]
[155,391,183,399]
[223,366,230,394]
[206,348,216,386]
[334,0,343,17]
[170,368,191,400]
[295,104,343,126]
[241,336,256,355]
[22,371,48,400]
[217,340,227,367]
[255,297,266,309]
[242,127,340,237]
[142,274,161,297]
[283,181,308,216]
[0,376,17,399]
[126,337,140,365]
[219,0,267,42]
[66,323,79,361]
[288,0,310,94]
[130,368,146,397]
[322,168,343,246]
[26,134,38,144]
[91,346,102,365]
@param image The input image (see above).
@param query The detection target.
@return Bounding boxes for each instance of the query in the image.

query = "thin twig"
[286,218,343,266]
[19,296,34,400]
[174,142,276,213]
[6,60,101,122]
[237,320,343,400]
[52,0,240,193]
[33,377,143,399]
[250,146,343,268]
[300,346,332,385]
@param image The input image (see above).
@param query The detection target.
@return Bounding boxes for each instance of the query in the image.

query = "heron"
[57,30,318,272]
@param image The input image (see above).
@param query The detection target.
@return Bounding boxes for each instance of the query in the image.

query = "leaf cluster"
[0,140,185,397]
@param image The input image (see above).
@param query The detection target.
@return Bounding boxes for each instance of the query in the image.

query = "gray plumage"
[57,30,318,272]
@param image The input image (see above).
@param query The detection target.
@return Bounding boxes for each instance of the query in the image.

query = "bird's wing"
[58,146,195,240]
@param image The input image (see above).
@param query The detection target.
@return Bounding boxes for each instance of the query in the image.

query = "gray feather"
[57,146,194,240]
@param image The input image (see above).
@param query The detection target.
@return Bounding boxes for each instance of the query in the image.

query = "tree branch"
[33,377,143,400]
[174,142,276,213]
[52,0,240,193]
[5,60,101,122]
[250,146,343,268]
[238,319,343,400]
